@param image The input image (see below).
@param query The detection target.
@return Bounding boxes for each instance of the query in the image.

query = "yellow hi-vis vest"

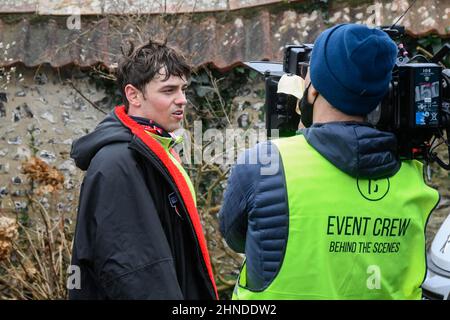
[233,134,439,300]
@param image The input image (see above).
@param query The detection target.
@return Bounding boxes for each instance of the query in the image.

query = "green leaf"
[418,38,431,47]
[194,85,215,98]
[190,72,210,85]
[249,70,258,80]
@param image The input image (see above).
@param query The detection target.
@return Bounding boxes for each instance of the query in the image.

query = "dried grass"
[0,158,73,300]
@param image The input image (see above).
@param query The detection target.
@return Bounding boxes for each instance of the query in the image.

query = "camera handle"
[431,43,450,65]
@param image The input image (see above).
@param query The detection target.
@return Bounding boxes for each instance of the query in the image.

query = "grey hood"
[302,122,400,179]
[71,112,132,171]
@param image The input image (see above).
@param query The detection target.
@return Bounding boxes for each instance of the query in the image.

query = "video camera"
[245,26,450,169]
[244,45,312,138]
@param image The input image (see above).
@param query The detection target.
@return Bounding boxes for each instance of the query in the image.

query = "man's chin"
[166,122,183,133]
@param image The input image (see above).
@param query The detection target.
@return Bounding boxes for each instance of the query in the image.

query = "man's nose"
[175,91,187,106]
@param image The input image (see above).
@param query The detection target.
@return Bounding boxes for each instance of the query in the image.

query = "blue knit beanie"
[310,23,398,116]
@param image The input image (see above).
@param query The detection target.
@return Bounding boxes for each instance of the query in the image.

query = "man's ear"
[308,83,319,102]
[124,84,142,108]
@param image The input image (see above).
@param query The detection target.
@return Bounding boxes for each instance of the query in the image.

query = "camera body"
[262,37,450,162]
[367,61,450,159]
[264,44,313,138]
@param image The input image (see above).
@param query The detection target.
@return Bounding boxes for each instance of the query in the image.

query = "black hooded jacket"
[69,109,216,300]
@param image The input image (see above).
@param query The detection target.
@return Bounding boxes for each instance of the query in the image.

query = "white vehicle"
[422,213,450,300]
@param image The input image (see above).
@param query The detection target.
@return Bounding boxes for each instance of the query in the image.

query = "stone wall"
[0,65,109,217]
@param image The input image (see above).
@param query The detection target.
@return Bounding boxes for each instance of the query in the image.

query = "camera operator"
[219,23,440,299]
